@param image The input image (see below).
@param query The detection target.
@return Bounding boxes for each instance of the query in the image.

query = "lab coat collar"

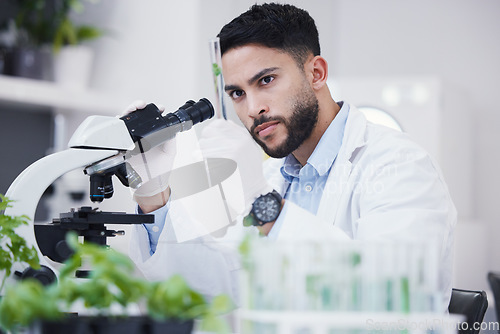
[343,104,368,163]
[264,103,369,208]
[315,103,368,220]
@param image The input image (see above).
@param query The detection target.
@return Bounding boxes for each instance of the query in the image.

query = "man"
[130,3,456,312]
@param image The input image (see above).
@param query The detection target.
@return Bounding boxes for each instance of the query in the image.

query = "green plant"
[0,233,233,333]
[0,279,61,332]
[52,0,103,53]
[147,275,232,333]
[56,233,148,313]
[6,0,102,50]
[52,16,103,53]
[0,194,40,293]
[12,0,60,47]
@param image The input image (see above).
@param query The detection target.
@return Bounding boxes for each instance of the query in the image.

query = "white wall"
[75,0,500,292]
[330,0,500,292]
[78,0,203,111]
[75,0,337,123]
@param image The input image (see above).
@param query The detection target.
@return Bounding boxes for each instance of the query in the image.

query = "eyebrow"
[224,67,279,92]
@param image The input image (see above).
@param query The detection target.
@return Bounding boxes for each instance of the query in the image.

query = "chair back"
[448,288,488,334]
[487,272,500,323]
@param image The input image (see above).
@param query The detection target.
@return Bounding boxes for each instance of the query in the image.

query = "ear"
[309,56,328,90]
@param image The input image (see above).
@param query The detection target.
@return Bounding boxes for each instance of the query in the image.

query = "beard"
[250,87,319,159]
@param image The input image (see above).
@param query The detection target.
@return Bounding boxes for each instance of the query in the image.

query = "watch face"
[253,193,281,223]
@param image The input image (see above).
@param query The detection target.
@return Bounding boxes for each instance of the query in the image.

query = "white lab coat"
[128,201,243,302]
[264,104,456,312]
[129,103,456,312]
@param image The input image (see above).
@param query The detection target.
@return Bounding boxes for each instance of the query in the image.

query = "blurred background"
[0,0,499,325]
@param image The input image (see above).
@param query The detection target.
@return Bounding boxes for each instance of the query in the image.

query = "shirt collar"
[280,101,349,180]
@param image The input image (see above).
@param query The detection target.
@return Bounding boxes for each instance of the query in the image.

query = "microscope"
[2,98,214,286]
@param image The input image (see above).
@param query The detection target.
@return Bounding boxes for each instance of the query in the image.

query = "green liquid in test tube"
[209,38,227,120]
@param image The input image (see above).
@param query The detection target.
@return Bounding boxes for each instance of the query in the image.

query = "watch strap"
[243,190,282,227]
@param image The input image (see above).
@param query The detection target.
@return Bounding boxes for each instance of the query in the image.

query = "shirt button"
[305,184,313,192]
[152,226,160,233]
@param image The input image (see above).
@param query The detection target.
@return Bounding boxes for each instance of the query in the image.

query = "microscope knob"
[55,240,74,262]
[15,265,57,286]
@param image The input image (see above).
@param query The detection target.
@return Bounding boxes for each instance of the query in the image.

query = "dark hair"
[217,3,320,66]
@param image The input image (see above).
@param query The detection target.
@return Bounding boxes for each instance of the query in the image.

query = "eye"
[229,90,245,100]
[260,76,274,85]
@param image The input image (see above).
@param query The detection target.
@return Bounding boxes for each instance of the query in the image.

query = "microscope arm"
[4,149,119,277]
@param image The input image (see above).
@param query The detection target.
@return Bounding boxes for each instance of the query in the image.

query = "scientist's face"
[222,44,319,158]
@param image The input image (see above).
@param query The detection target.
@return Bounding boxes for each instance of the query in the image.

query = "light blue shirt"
[268,102,349,239]
[138,202,169,255]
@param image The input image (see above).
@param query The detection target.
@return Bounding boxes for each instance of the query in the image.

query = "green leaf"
[238,233,252,255]
[0,193,12,211]
[212,63,222,77]
[76,25,103,42]
[0,280,62,331]
[199,313,231,334]
[0,194,40,292]
[211,294,233,315]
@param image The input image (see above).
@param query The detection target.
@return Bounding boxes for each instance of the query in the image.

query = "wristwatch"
[243,190,283,227]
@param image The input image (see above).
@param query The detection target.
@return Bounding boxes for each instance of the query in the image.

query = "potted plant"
[0,194,42,334]
[0,279,62,333]
[147,275,232,334]
[0,0,102,83]
[0,194,40,295]
[0,232,233,334]
[0,0,56,79]
[51,0,104,89]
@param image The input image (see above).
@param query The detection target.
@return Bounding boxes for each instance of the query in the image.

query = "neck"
[292,96,340,166]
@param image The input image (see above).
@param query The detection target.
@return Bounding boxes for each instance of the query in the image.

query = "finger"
[121,100,147,116]
[156,103,166,112]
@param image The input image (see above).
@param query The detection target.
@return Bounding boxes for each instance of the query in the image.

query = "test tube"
[208,38,227,120]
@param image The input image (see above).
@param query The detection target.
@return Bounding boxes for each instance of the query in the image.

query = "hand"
[121,100,166,115]
[121,100,175,211]
[199,119,273,213]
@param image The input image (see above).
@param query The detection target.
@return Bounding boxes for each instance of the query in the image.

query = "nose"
[246,95,269,119]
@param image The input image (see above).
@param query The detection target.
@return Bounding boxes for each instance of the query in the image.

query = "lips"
[255,121,279,138]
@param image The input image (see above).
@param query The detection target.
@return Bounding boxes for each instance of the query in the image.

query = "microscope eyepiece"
[163,98,214,127]
[120,98,215,144]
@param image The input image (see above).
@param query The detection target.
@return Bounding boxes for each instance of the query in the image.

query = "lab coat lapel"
[316,105,367,224]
